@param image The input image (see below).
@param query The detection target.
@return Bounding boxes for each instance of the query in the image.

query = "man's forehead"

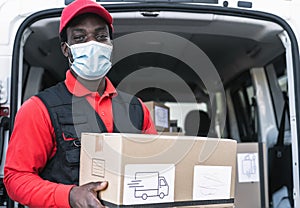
[67,13,109,31]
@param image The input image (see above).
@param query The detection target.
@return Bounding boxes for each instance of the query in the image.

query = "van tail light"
[0,107,9,117]
[0,115,9,165]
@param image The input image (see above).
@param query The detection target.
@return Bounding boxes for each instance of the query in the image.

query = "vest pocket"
[65,148,80,165]
[58,114,91,139]
[58,114,88,124]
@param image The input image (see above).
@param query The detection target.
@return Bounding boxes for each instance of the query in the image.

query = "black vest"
[37,82,143,185]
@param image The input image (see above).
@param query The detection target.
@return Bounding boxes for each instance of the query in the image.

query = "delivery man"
[4,0,157,207]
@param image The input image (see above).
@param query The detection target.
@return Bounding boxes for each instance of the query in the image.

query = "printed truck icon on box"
[127,172,169,200]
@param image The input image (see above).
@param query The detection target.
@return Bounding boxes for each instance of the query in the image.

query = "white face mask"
[67,41,113,80]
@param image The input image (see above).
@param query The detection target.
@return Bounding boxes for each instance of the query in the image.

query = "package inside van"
[1,0,300,207]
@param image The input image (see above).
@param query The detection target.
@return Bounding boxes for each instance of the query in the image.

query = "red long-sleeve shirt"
[4,70,157,208]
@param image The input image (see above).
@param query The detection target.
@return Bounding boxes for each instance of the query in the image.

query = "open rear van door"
[2,0,300,207]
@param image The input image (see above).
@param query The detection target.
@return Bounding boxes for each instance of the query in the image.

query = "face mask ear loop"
[68,57,73,65]
[65,42,73,65]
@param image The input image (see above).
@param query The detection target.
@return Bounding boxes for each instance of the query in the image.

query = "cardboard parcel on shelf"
[79,133,237,207]
[144,101,170,132]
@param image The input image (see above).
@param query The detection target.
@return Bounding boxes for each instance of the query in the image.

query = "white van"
[1,0,300,207]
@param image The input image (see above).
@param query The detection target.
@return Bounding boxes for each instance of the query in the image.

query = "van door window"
[230,72,257,142]
[265,54,290,143]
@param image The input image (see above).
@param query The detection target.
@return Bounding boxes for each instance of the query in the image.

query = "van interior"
[18,6,290,207]
[23,10,287,135]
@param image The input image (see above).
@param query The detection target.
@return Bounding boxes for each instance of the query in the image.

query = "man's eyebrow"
[95,26,108,32]
[70,26,108,33]
[71,28,85,33]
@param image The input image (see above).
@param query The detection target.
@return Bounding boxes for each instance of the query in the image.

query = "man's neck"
[70,70,106,95]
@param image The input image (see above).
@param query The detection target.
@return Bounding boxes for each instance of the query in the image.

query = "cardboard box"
[160,132,185,136]
[144,101,170,132]
[80,133,237,207]
[235,143,268,208]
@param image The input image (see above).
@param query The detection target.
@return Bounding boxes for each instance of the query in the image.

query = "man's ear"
[61,42,69,57]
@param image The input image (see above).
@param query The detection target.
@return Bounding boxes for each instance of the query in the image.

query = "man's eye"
[96,34,108,41]
[73,36,85,42]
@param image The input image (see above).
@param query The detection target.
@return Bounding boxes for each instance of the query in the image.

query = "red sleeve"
[139,99,158,134]
[4,96,73,208]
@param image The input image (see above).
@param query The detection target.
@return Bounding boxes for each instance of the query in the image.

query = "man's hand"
[69,181,108,208]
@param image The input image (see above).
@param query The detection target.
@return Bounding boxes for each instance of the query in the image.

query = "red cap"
[59,0,113,33]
